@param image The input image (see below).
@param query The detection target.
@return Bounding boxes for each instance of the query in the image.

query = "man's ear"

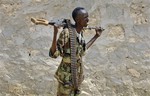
[75,17,80,23]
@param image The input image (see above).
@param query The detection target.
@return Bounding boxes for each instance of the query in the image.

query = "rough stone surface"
[0,0,150,96]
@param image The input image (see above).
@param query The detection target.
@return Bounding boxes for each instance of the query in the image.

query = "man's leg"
[57,83,81,96]
[57,83,72,96]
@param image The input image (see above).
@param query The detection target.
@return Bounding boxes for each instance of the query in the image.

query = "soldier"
[49,7,103,96]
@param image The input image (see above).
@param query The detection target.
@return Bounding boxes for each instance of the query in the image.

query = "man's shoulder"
[61,28,69,35]
[58,28,69,40]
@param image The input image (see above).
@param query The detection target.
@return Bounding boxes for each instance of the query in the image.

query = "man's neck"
[75,24,83,33]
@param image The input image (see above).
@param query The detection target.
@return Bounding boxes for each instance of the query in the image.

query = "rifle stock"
[31,17,66,27]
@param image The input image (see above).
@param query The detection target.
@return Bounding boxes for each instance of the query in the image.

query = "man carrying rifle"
[49,7,103,96]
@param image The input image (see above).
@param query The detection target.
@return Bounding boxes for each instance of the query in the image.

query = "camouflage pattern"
[49,28,86,96]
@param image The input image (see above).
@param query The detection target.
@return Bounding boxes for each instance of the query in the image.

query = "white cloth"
[76,32,82,43]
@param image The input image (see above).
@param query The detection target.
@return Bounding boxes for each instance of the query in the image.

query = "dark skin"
[50,9,103,55]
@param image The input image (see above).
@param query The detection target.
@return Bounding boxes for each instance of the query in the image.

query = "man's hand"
[86,27,104,49]
[95,27,104,37]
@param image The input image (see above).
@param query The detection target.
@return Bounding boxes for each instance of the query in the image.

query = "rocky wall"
[0,0,150,96]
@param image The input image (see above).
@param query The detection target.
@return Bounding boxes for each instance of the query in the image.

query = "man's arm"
[49,26,58,56]
[86,28,103,49]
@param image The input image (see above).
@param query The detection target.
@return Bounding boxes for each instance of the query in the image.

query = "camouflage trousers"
[55,59,83,96]
[57,82,80,96]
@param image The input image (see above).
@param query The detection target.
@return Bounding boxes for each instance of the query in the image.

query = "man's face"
[76,10,89,27]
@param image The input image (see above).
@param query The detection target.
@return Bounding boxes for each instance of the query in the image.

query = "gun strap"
[65,19,78,90]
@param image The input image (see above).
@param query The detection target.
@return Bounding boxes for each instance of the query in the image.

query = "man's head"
[72,7,89,27]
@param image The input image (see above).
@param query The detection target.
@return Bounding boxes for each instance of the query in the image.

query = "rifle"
[31,17,104,31]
